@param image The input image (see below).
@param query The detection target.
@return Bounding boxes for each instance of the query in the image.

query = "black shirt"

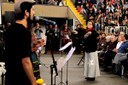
[4,23,31,85]
[84,30,99,52]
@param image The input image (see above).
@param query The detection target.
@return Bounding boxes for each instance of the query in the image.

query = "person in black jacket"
[45,24,54,54]
[83,21,100,81]
[72,24,86,54]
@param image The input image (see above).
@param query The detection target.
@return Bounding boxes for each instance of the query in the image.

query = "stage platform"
[39,53,128,85]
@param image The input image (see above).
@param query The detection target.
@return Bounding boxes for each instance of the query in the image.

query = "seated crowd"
[98,31,128,78]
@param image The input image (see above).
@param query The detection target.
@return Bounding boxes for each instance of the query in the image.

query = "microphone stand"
[50,35,58,85]
[65,60,69,85]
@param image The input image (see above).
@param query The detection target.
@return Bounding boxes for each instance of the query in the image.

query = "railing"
[65,0,86,28]
[104,26,128,34]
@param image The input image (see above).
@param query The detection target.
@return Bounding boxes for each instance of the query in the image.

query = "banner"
[105,26,128,34]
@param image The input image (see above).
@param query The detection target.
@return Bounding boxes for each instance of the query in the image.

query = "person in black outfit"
[4,0,37,85]
[83,21,100,81]
[53,24,60,51]
[72,24,86,54]
[45,24,54,54]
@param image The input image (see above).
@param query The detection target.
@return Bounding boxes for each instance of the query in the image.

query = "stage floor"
[39,53,128,85]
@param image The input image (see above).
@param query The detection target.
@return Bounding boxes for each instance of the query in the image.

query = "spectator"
[35,0,43,4]
[97,32,107,51]
[113,34,123,53]
[77,5,86,15]
[57,0,64,6]
[104,35,117,71]
[34,22,43,40]
[75,0,83,7]
[61,24,71,46]
[100,4,106,13]
[113,33,128,64]
[106,1,115,13]
[95,20,101,31]
[48,0,56,5]
[45,24,54,54]
[53,24,60,51]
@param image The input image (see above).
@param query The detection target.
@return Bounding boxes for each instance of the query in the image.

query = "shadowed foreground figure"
[4,0,37,85]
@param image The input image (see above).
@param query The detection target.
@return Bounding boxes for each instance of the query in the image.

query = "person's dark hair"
[87,20,94,24]
[102,32,106,36]
[15,2,34,20]
[87,20,94,27]
[124,34,128,40]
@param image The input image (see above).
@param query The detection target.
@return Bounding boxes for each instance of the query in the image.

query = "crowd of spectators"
[98,31,128,78]
[6,0,128,34]
[76,0,128,33]
[7,0,65,6]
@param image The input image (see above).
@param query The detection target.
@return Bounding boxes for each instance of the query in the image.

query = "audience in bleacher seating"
[74,0,128,33]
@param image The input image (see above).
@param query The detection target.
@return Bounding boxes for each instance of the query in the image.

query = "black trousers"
[104,50,116,68]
